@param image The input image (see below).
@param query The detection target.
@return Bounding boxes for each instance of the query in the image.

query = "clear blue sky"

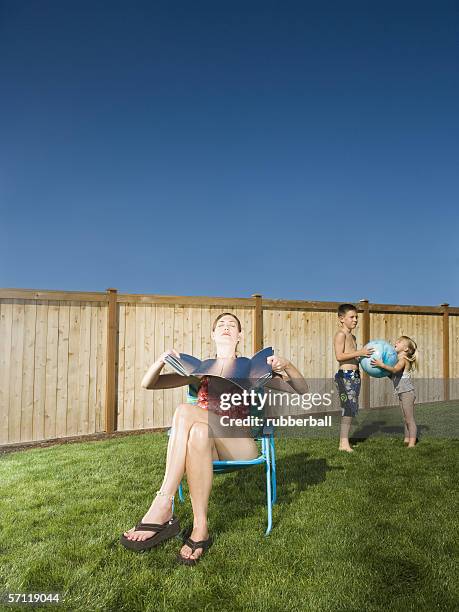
[1,0,458,305]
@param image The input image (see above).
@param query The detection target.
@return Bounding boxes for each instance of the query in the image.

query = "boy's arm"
[334,331,372,362]
[371,356,406,375]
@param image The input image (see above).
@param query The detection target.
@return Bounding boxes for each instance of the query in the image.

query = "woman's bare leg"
[123,403,210,542]
[179,422,215,561]
[213,435,259,461]
[179,430,258,561]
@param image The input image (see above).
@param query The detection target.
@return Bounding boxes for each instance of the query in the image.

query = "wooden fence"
[1,288,458,446]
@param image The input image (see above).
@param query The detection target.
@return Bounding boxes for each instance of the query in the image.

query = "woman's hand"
[158,349,180,364]
[267,355,290,374]
[141,349,181,390]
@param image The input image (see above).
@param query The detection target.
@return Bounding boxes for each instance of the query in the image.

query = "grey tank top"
[391,369,414,393]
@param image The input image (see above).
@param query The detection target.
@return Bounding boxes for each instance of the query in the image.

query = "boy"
[333,304,374,452]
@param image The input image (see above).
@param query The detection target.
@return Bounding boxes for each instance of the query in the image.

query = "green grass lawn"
[1,411,458,612]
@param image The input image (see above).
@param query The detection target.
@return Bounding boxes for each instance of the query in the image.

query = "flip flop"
[120,515,180,552]
[177,532,213,566]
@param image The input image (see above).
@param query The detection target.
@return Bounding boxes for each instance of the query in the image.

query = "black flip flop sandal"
[120,516,180,552]
[177,534,213,566]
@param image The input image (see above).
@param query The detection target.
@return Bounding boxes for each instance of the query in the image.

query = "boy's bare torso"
[336,330,359,370]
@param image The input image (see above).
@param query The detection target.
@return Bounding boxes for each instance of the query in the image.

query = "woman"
[121,312,308,564]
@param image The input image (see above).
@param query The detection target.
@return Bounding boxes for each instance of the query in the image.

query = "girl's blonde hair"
[399,335,418,371]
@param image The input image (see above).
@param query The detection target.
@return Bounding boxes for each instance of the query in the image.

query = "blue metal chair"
[170,384,277,535]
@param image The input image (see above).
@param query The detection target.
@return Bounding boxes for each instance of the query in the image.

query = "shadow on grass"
[274,452,338,502]
[204,452,338,534]
[351,420,429,442]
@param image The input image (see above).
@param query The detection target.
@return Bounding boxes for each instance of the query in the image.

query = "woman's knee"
[187,422,212,451]
[172,403,194,426]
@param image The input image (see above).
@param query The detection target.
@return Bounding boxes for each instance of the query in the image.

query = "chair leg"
[264,437,272,536]
[178,481,184,502]
[270,436,277,505]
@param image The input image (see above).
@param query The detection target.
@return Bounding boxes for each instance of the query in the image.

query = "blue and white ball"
[360,339,398,378]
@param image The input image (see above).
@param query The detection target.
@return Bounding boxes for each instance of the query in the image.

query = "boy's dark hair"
[337,303,357,318]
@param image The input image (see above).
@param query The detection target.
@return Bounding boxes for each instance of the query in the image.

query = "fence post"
[252,294,263,353]
[105,288,118,433]
[359,299,371,409]
[441,303,450,401]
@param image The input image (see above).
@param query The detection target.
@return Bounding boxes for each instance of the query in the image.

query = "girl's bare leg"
[123,403,210,542]
[400,391,417,447]
[400,400,409,443]
[179,430,258,561]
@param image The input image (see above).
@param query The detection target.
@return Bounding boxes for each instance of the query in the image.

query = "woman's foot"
[123,493,174,542]
[404,438,409,445]
[179,525,209,562]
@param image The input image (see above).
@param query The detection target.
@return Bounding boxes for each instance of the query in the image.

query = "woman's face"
[211,315,241,348]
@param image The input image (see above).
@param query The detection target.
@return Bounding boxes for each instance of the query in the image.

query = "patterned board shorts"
[334,369,361,417]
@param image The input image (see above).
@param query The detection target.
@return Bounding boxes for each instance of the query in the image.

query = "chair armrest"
[261,423,274,436]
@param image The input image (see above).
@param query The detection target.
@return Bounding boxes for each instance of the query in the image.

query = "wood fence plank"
[88,303,98,433]
[67,301,81,436]
[142,304,155,429]
[44,300,59,439]
[77,302,91,434]
[117,304,126,430]
[0,301,13,443]
[21,301,36,442]
[153,305,165,428]
[124,303,136,430]
[9,300,25,443]
[56,302,70,438]
[97,303,107,432]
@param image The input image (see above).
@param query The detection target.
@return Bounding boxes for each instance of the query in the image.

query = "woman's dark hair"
[211,312,242,332]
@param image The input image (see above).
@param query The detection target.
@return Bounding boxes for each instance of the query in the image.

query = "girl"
[371,336,418,447]
[120,312,308,564]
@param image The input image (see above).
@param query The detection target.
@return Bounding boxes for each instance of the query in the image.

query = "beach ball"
[360,339,398,378]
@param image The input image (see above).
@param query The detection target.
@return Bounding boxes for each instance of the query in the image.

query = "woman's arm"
[267,355,309,394]
[141,349,196,390]
[283,361,309,394]
[370,355,406,375]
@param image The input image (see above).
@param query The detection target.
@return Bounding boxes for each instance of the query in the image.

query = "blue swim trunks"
[334,369,361,417]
